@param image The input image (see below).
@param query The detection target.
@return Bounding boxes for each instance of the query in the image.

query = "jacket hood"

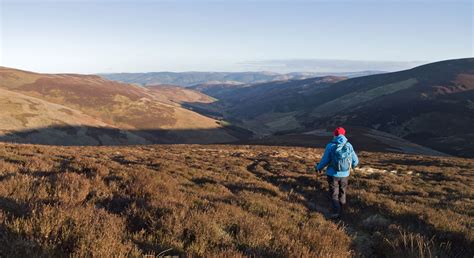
[331,134,348,145]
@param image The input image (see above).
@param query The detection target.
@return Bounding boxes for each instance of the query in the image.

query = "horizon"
[1,0,473,74]
[3,57,471,76]
[97,58,428,74]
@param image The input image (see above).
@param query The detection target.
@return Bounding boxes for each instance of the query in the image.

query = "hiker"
[315,127,359,219]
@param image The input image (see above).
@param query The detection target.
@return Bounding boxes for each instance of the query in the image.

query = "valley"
[185,58,474,157]
[1,58,473,157]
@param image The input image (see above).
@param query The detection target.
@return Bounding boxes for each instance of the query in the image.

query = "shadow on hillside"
[0,219,47,256]
[244,157,331,215]
[0,196,31,218]
[0,197,58,256]
[347,193,473,257]
[0,125,253,146]
[184,101,457,157]
[0,123,407,155]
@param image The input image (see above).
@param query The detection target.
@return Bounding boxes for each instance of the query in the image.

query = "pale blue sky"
[0,0,472,73]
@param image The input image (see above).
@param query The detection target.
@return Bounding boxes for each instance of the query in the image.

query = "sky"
[0,0,472,74]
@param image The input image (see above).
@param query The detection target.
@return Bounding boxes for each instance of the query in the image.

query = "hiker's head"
[333,127,346,136]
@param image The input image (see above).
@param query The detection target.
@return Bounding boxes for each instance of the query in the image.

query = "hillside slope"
[197,58,474,157]
[145,84,216,105]
[0,67,238,144]
[304,58,474,157]
[0,143,472,257]
[0,88,149,145]
[188,82,247,96]
[192,76,346,134]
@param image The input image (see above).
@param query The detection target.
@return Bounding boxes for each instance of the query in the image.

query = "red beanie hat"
[334,127,346,136]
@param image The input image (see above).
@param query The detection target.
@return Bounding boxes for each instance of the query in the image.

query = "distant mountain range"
[99,71,384,87]
[188,58,474,157]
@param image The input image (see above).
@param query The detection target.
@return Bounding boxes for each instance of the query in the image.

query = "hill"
[194,76,346,131]
[99,71,382,87]
[195,58,474,157]
[0,88,150,145]
[0,67,238,144]
[145,84,216,105]
[188,81,248,96]
[0,143,472,256]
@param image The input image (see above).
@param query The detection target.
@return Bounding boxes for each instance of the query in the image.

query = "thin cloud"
[238,59,427,73]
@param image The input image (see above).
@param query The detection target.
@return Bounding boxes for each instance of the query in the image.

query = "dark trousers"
[327,176,348,214]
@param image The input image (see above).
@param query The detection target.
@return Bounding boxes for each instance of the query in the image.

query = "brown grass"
[0,68,237,144]
[0,143,472,257]
[145,85,216,104]
[14,76,227,132]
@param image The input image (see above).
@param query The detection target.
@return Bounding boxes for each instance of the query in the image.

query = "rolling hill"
[188,81,248,96]
[0,67,239,145]
[0,88,144,146]
[191,58,474,157]
[195,76,345,120]
[99,71,382,87]
[145,84,216,105]
[303,58,474,157]
[1,58,472,157]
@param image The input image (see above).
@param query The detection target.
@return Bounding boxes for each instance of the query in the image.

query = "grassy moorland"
[0,143,472,257]
[0,67,238,145]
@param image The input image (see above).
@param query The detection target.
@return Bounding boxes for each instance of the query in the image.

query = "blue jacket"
[316,135,359,177]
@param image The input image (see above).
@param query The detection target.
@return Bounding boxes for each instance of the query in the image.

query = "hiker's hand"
[314,164,323,174]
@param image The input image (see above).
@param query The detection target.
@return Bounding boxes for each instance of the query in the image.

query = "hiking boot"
[329,213,340,219]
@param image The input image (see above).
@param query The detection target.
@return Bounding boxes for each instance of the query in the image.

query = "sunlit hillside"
[0,67,238,145]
